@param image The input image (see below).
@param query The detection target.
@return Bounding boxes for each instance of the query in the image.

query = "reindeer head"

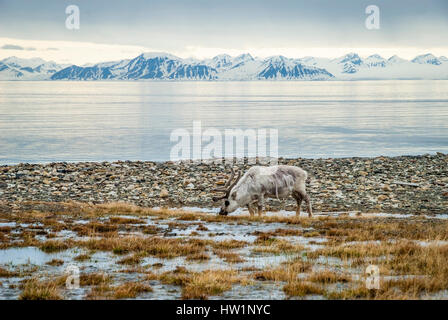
[212,167,242,215]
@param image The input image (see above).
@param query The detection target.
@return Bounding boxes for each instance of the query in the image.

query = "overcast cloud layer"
[0,0,447,64]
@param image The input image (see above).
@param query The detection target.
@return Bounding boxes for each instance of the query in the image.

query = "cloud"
[1,44,24,50]
[1,44,36,51]
[0,37,156,65]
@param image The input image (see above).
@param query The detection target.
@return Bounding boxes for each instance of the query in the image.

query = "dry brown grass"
[213,249,245,263]
[211,240,248,250]
[0,267,19,277]
[186,252,211,261]
[109,217,145,224]
[75,236,208,258]
[117,254,143,265]
[72,222,118,236]
[325,285,385,299]
[19,278,62,300]
[252,238,304,254]
[86,280,153,300]
[149,267,250,299]
[4,201,448,300]
[74,253,91,261]
[315,217,448,243]
[156,268,191,286]
[46,259,64,266]
[254,258,311,282]
[283,281,324,297]
[79,273,110,286]
[181,270,245,300]
[112,282,153,299]
[307,270,351,283]
[85,284,113,300]
[39,240,73,253]
[56,272,110,287]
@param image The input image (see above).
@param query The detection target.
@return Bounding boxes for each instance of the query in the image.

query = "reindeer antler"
[212,167,242,202]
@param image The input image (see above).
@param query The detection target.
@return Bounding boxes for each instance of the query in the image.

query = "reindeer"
[212,165,312,217]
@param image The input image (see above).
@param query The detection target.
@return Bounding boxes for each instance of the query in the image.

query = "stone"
[159,188,169,198]
[0,154,445,215]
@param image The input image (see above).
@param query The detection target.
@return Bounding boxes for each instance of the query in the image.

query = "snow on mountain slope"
[256,55,333,80]
[411,54,442,65]
[2,52,448,80]
[51,65,114,80]
[308,53,448,80]
[218,55,333,80]
[364,54,386,68]
[51,53,217,80]
[0,62,26,80]
[0,56,65,80]
[203,54,233,71]
[387,55,407,64]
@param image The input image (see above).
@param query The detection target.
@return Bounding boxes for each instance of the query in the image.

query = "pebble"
[0,154,447,215]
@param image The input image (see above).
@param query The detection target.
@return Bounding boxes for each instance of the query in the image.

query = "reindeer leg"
[257,204,263,216]
[293,191,303,216]
[247,204,255,216]
[257,195,264,216]
[300,191,313,217]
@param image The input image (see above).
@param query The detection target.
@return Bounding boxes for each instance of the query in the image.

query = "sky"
[0,0,447,64]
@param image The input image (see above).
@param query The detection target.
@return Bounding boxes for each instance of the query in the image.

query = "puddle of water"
[416,240,448,247]
[0,222,16,228]
[142,255,228,273]
[180,207,432,220]
[73,219,89,225]
[238,251,298,270]
[54,230,79,240]
[3,208,447,300]
[211,282,287,300]
[422,289,448,300]
[0,247,51,265]
[181,206,219,214]
[425,214,448,220]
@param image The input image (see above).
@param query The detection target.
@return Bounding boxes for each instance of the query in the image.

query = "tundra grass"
[2,201,448,300]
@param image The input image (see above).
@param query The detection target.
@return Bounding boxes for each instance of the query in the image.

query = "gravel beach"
[0,154,447,215]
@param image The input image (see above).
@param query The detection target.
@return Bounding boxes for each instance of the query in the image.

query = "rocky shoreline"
[0,154,447,215]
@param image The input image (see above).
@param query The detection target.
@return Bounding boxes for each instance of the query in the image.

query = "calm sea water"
[1,80,447,164]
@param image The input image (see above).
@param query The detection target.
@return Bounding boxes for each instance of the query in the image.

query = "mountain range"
[1,52,447,81]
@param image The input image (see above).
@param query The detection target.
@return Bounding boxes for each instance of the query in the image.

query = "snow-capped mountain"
[203,54,233,71]
[52,53,217,80]
[387,55,407,64]
[411,53,442,65]
[301,52,448,80]
[1,52,448,80]
[364,54,386,68]
[216,54,333,80]
[257,55,333,80]
[50,52,332,81]
[0,56,66,80]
